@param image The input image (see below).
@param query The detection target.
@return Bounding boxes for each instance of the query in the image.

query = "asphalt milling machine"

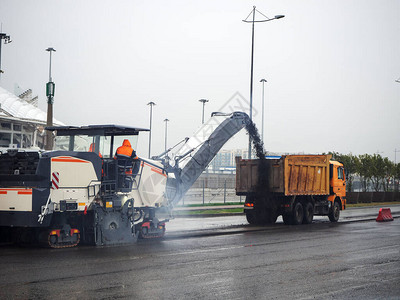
[0,112,249,248]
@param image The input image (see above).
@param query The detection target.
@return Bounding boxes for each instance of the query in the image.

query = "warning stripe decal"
[0,189,33,195]
[151,167,167,177]
[51,172,60,189]
[141,162,167,178]
[51,156,89,163]
[18,191,32,195]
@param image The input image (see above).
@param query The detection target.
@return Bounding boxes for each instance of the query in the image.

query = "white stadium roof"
[0,86,64,125]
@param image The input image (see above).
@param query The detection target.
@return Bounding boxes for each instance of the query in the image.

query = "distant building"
[0,86,63,152]
[209,149,248,173]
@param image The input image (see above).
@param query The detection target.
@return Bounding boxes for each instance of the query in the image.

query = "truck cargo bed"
[235,155,331,196]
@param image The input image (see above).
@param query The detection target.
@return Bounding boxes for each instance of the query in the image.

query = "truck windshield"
[337,167,344,180]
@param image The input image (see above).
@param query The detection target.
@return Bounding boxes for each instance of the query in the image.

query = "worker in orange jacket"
[115,140,139,188]
[115,139,137,160]
[89,143,103,158]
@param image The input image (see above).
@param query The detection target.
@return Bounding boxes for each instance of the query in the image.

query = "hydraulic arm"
[165,112,249,206]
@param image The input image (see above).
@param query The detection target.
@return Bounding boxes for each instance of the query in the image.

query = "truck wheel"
[265,210,278,224]
[303,202,314,224]
[292,202,304,225]
[245,196,259,224]
[328,201,340,222]
[257,199,278,225]
[245,203,277,225]
[245,210,258,224]
[282,213,293,225]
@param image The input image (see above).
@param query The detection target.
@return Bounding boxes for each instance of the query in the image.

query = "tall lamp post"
[199,99,209,124]
[243,6,284,158]
[45,47,56,150]
[164,118,169,152]
[0,32,12,80]
[147,101,156,158]
[260,78,267,145]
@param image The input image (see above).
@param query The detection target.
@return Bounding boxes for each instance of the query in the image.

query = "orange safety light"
[50,230,60,236]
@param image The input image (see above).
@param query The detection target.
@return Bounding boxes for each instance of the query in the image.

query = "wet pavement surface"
[167,204,400,237]
[0,206,399,299]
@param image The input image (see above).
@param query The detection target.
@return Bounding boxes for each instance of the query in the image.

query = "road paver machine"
[0,112,249,247]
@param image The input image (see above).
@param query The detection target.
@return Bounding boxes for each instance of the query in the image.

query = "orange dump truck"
[235,155,346,225]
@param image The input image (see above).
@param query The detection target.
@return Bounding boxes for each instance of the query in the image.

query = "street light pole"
[247,7,255,159]
[164,118,169,152]
[147,101,156,158]
[199,99,209,124]
[0,31,12,81]
[243,7,284,159]
[45,47,56,150]
[260,78,267,145]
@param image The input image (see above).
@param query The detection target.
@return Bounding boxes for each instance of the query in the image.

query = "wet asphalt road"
[0,211,399,299]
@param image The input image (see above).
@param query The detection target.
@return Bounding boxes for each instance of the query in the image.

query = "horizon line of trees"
[328,152,400,192]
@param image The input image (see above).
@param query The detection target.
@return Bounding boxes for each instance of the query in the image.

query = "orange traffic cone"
[376,208,394,222]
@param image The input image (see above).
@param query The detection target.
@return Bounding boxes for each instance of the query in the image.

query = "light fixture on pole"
[164,118,169,152]
[243,6,284,159]
[45,47,56,150]
[396,77,400,83]
[0,31,12,79]
[260,78,267,145]
[199,99,209,124]
[147,101,156,158]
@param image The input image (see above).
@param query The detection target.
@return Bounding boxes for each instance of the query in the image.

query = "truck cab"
[329,160,347,216]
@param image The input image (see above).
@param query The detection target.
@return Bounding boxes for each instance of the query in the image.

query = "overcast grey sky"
[0,0,399,160]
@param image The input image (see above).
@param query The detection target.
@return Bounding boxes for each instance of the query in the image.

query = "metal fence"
[182,174,400,206]
[347,192,400,204]
[190,173,235,189]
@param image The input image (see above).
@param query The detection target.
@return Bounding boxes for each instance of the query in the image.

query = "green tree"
[395,163,400,192]
[328,152,397,192]
[358,154,373,192]
[370,154,385,192]
[382,158,395,192]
